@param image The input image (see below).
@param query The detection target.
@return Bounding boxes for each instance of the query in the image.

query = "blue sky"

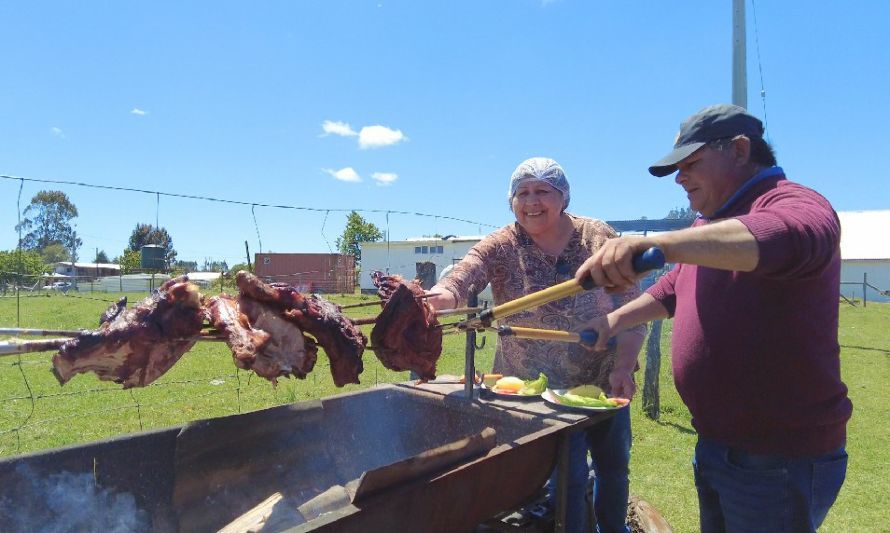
[2,1,888,268]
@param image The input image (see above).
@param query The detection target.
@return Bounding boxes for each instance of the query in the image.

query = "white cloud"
[371,172,398,186]
[321,120,357,137]
[323,167,362,183]
[50,127,65,138]
[130,108,148,116]
[358,125,406,149]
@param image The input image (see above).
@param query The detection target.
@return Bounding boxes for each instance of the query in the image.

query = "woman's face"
[511,180,564,235]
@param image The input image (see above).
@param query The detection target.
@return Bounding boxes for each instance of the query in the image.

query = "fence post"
[863,273,867,308]
[642,319,663,420]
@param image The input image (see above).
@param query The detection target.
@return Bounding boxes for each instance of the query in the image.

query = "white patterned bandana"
[508,157,570,210]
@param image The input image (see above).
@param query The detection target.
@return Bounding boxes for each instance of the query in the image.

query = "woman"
[428,157,645,533]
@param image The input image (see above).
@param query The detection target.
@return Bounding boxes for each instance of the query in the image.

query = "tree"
[335,211,383,264]
[94,250,110,263]
[666,206,698,220]
[0,250,48,278]
[127,223,178,266]
[40,243,71,264]
[201,259,229,272]
[114,249,142,274]
[228,262,253,274]
[15,190,82,257]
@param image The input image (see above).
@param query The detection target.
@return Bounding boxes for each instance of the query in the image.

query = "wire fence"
[0,173,498,459]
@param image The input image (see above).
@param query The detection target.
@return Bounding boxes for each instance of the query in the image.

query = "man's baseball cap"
[648,104,765,177]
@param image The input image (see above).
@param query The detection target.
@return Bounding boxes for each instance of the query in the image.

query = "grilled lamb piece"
[370,275,443,380]
[52,276,204,388]
[207,294,317,384]
[235,271,366,387]
[370,271,405,303]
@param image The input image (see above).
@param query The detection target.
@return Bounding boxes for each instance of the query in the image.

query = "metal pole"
[732,0,748,108]
[463,285,478,399]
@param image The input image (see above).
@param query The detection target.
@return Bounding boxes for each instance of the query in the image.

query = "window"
[421,246,429,254]
[415,246,422,254]
[436,245,444,254]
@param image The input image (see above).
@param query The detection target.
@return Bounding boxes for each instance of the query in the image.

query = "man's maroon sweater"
[648,173,852,457]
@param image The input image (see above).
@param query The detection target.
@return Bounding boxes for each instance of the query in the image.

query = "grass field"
[1,291,888,531]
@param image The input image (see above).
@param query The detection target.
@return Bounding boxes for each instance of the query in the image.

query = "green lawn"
[1,291,887,531]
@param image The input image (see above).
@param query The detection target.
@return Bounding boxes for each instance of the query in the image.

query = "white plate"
[541,389,627,412]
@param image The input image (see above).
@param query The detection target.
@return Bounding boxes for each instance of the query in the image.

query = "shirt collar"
[702,166,785,220]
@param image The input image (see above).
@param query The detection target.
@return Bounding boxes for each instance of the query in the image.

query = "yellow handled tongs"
[458,247,664,331]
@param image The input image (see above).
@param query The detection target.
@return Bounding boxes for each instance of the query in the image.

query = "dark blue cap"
[649,104,765,177]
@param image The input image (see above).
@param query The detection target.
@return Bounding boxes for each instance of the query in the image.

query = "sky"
[2,1,888,268]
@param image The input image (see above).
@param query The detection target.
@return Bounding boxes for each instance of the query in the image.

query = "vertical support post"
[463,285,478,399]
[732,0,748,108]
[643,320,663,420]
[863,273,868,308]
[554,433,570,533]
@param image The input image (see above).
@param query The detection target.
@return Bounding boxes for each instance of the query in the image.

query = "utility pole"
[732,0,748,108]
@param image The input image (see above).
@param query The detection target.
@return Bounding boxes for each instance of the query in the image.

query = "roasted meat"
[370,275,443,380]
[207,294,317,384]
[370,271,404,303]
[52,276,205,388]
[235,271,366,387]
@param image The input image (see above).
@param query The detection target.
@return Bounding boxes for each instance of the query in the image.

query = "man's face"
[674,142,745,217]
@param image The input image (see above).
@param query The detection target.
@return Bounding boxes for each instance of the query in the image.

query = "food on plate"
[52,276,205,388]
[555,390,630,408]
[492,374,549,396]
[369,273,443,380]
[492,376,524,394]
[520,373,548,395]
[567,384,604,397]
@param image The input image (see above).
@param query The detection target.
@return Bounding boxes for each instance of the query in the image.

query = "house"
[254,253,355,294]
[359,235,486,293]
[838,210,890,303]
[53,262,121,281]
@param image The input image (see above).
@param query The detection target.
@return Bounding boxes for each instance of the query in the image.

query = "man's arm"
[575,219,759,289]
[591,293,668,397]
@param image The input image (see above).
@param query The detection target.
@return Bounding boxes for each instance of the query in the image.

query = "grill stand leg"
[553,430,571,533]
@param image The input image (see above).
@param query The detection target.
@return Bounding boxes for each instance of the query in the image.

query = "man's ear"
[732,135,752,165]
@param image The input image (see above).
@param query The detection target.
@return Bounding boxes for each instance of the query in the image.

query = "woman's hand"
[608,370,636,400]
[425,284,456,311]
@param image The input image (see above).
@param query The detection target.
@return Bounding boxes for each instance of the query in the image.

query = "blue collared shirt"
[700,166,785,221]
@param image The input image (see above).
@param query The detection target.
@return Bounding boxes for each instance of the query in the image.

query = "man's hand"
[575,237,657,291]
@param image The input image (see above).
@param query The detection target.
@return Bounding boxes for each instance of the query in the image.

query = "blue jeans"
[549,407,631,533]
[693,437,848,533]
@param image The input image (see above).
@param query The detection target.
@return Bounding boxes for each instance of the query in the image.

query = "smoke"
[2,464,151,532]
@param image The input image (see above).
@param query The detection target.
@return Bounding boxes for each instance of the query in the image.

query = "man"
[575,104,852,532]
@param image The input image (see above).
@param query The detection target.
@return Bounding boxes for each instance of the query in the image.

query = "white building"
[359,235,493,302]
[838,210,890,303]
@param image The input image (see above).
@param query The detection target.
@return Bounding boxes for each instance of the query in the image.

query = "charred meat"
[52,276,205,388]
[370,276,443,380]
[235,271,365,387]
[207,295,317,384]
